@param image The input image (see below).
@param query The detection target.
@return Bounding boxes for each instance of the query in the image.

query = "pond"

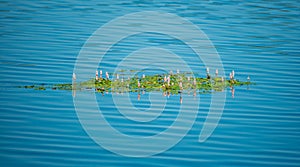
[0,0,299,166]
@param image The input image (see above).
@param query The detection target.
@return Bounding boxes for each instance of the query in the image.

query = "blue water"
[1,0,300,166]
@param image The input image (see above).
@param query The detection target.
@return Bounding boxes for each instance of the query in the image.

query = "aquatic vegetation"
[20,69,253,95]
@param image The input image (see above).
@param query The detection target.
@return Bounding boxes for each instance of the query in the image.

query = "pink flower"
[229,72,233,80]
[95,70,98,80]
[72,73,76,80]
[179,81,183,89]
[100,70,102,78]
[138,80,141,88]
[106,72,109,79]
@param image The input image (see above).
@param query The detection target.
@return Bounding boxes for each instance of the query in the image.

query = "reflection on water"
[76,85,240,104]
[230,86,235,98]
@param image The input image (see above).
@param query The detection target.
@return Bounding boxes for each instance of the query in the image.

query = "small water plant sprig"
[20,68,253,96]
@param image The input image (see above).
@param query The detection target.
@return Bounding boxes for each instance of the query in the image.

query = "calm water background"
[1,0,300,166]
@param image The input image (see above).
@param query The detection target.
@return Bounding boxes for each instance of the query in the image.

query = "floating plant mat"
[18,71,254,95]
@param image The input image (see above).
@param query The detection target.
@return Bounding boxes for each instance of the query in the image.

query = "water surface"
[0,0,300,166]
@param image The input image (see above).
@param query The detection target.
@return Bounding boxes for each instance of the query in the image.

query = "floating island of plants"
[20,69,253,95]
